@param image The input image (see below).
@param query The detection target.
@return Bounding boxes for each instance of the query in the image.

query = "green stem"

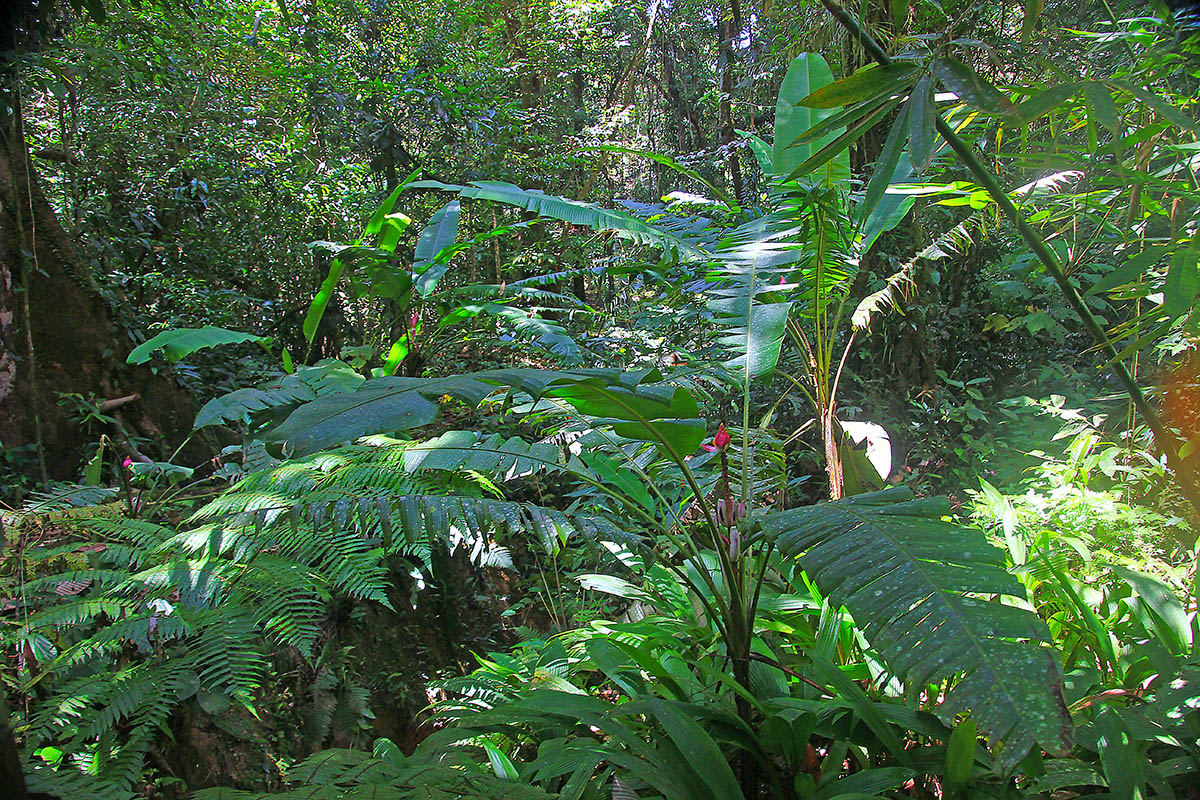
[818,0,1200,519]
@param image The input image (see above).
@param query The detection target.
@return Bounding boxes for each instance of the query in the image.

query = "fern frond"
[24,762,133,800]
[20,598,140,635]
[184,606,269,703]
[6,484,120,522]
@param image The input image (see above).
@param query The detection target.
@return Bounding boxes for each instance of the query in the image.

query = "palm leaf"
[126,326,268,365]
[760,487,1073,770]
[195,361,365,430]
[409,180,702,261]
[266,368,702,456]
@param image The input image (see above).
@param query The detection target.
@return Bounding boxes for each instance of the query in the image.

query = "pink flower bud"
[713,424,731,451]
[716,498,746,527]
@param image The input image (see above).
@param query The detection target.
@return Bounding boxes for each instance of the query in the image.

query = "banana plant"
[718,53,923,500]
[302,180,590,375]
[610,53,921,499]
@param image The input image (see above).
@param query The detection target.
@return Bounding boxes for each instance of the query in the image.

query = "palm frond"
[761,487,1073,770]
[195,361,365,430]
[410,180,702,261]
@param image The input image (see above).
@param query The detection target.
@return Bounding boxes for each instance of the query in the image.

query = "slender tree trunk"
[718,0,744,201]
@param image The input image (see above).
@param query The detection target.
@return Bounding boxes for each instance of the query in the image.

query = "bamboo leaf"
[1012,84,1079,124]
[932,57,1015,117]
[787,95,903,180]
[800,63,917,108]
[909,76,936,168]
[1083,82,1120,135]
[860,104,911,231]
[1164,241,1199,321]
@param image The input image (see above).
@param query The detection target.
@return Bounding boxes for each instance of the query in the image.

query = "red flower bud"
[713,423,731,451]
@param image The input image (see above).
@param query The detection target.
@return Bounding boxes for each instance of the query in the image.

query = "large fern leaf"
[760,487,1073,769]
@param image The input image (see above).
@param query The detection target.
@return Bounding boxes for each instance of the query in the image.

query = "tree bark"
[2,57,194,479]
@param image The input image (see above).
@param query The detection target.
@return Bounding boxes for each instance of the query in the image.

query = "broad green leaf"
[628,698,745,800]
[410,180,700,260]
[477,304,580,363]
[739,130,775,176]
[305,179,414,345]
[479,740,520,781]
[83,440,105,486]
[413,201,461,298]
[267,369,700,455]
[792,93,897,146]
[706,206,819,385]
[860,104,910,228]
[127,326,268,365]
[860,150,917,253]
[1084,246,1168,297]
[944,718,978,791]
[1111,565,1192,654]
[1013,84,1078,124]
[909,76,936,168]
[1021,0,1044,43]
[1083,82,1120,135]
[193,362,362,429]
[810,766,916,800]
[1095,707,1145,800]
[810,655,910,762]
[773,53,850,187]
[381,338,410,376]
[1164,242,1199,321]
